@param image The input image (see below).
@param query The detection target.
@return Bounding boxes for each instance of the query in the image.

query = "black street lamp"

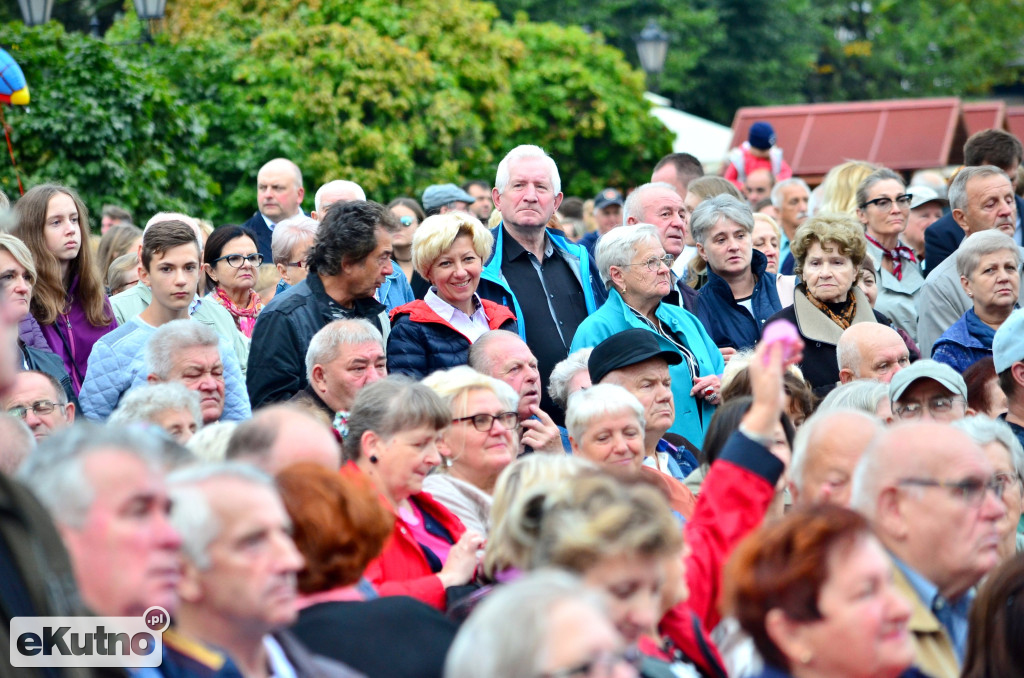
[132,0,168,42]
[634,19,669,92]
[17,0,55,26]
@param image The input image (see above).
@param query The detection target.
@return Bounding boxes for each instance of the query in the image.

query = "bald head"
[790,409,882,506]
[257,158,304,223]
[312,180,367,220]
[468,330,541,419]
[837,323,909,384]
[226,405,339,472]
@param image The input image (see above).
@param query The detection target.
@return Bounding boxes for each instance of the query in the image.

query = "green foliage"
[0,21,217,224]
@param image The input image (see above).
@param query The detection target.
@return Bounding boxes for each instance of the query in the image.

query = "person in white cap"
[888,359,969,423]
[903,185,948,266]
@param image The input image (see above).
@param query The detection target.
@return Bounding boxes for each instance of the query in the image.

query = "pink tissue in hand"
[761,320,800,365]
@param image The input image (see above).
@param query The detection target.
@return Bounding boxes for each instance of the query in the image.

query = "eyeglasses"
[540,647,643,678]
[453,411,520,432]
[285,260,306,269]
[898,475,1008,506]
[892,396,965,419]
[996,471,1023,493]
[861,194,913,211]
[623,254,674,272]
[7,400,63,419]
[399,216,416,227]
[212,253,264,268]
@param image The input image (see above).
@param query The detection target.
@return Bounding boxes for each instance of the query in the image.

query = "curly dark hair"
[307,200,399,276]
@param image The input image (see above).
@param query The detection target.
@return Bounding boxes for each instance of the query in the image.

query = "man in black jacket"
[241,158,306,261]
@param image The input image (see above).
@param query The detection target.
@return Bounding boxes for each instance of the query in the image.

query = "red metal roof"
[962,101,1006,136]
[1006,106,1024,141]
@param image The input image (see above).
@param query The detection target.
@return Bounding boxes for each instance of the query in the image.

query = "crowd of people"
[0,122,1023,678]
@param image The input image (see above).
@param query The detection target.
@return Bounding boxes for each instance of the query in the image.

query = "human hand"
[438,531,486,588]
[520,405,563,454]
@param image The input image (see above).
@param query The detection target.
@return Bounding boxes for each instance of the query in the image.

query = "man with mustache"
[770,177,810,275]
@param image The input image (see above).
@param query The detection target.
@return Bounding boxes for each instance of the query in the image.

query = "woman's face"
[803,241,856,304]
[427,234,482,310]
[698,218,752,279]
[442,389,516,487]
[615,239,671,304]
[583,552,671,644]
[752,220,780,274]
[390,205,419,248]
[151,408,199,445]
[963,249,1019,317]
[573,410,645,473]
[43,192,82,264]
[374,424,444,501]
[857,179,909,241]
[980,441,1023,559]
[210,236,259,296]
[792,535,915,678]
[0,249,33,320]
[856,268,878,307]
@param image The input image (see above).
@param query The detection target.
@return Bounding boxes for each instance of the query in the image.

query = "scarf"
[865,232,916,281]
[213,286,264,337]
[804,286,858,330]
[964,308,998,349]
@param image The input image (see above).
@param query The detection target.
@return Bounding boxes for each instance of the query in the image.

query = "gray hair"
[342,376,450,462]
[467,330,526,377]
[948,165,1009,214]
[146,320,220,380]
[770,177,811,209]
[314,180,366,214]
[621,182,677,226]
[271,215,319,264]
[109,383,203,431]
[790,408,882,493]
[168,462,275,570]
[956,229,1020,279]
[444,570,604,678]
[0,413,34,474]
[855,168,904,209]
[304,318,384,384]
[952,415,1024,480]
[421,365,519,414]
[547,348,593,411]
[186,421,237,463]
[565,383,645,443]
[594,223,661,290]
[18,424,165,528]
[817,380,890,416]
[690,194,754,247]
[494,145,561,196]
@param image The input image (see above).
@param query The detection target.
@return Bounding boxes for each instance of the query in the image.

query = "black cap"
[593,188,624,210]
[588,329,682,385]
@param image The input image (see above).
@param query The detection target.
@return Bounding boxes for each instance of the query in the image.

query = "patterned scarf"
[804,286,858,330]
[864,232,916,281]
[213,286,264,338]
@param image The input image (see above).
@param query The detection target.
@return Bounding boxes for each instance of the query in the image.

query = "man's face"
[854,332,910,383]
[651,164,687,201]
[3,372,73,440]
[637,187,687,257]
[315,341,387,413]
[184,481,304,635]
[61,450,181,617]
[257,164,303,223]
[466,184,493,221]
[165,346,225,424]
[142,244,201,314]
[493,157,563,230]
[488,336,541,419]
[778,184,810,236]
[903,202,944,254]
[743,169,773,207]
[892,379,967,423]
[594,204,622,234]
[796,416,875,506]
[955,174,1016,237]
[601,357,674,441]
[343,228,393,299]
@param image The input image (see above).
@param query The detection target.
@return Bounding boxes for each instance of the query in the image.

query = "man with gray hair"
[850,422,1004,676]
[478,145,606,422]
[836,322,910,384]
[623,181,697,311]
[169,463,361,677]
[422,183,476,217]
[1,370,75,441]
[788,408,882,506]
[146,319,250,424]
[918,169,1022,355]
[292,318,386,419]
[109,382,203,445]
[310,179,366,221]
[242,158,306,261]
[770,177,810,274]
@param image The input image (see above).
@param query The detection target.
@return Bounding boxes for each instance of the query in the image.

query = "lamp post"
[16,0,55,26]
[634,19,669,93]
[132,0,168,42]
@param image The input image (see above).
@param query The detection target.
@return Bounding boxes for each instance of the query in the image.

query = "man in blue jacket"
[478,145,606,421]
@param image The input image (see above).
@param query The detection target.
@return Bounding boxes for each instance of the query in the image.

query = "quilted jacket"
[695,249,781,351]
[78,317,252,421]
[386,298,517,379]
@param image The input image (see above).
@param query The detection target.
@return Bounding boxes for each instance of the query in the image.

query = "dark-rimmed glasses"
[453,411,520,432]
[861,195,912,211]
[212,253,264,268]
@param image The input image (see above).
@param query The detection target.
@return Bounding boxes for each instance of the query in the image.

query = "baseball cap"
[422,184,476,212]
[594,188,624,211]
[889,360,967,404]
[906,185,948,210]
[589,329,682,386]
[994,309,1024,373]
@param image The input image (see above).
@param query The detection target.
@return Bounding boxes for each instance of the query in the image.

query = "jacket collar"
[791,284,876,345]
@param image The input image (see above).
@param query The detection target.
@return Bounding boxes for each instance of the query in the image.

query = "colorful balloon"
[0,47,29,106]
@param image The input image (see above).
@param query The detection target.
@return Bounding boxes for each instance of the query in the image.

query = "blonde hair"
[411,211,494,280]
[0,233,37,286]
[817,161,878,215]
[753,212,782,240]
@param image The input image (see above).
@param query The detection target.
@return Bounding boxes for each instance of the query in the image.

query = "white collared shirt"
[263,635,298,678]
[424,288,490,342]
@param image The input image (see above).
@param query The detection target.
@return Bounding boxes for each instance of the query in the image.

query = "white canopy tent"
[646,93,732,174]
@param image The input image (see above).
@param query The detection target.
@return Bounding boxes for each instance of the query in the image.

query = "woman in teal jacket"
[570,224,724,447]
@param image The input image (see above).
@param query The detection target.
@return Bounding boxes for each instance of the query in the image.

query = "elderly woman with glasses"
[855,168,924,340]
[421,366,520,535]
[571,224,724,447]
[203,225,264,337]
[388,212,517,380]
[271,215,318,294]
[692,195,783,352]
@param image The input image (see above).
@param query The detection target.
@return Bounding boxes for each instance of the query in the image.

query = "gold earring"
[799,650,813,665]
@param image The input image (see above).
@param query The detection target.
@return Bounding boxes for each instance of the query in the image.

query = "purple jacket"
[34,276,117,394]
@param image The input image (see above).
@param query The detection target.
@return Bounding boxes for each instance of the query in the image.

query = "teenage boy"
[79,221,252,421]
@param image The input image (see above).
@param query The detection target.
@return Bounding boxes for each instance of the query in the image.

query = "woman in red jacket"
[343,376,485,611]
